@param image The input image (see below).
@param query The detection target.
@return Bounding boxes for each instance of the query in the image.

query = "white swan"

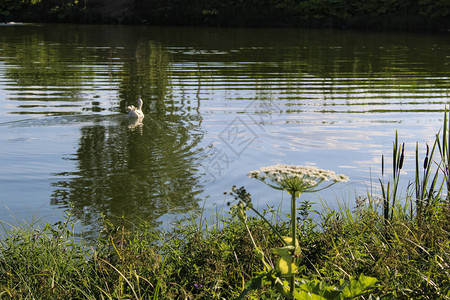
[127,98,144,119]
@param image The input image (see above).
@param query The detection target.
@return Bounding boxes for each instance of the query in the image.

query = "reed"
[379,131,405,226]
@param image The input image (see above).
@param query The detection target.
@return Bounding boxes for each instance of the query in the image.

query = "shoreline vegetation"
[1,0,449,32]
[0,113,450,299]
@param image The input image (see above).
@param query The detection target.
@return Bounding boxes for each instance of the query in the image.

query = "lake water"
[0,24,449,236]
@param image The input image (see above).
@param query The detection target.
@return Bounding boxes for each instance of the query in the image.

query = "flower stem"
[290,191,297,298]
[291,192,297,253]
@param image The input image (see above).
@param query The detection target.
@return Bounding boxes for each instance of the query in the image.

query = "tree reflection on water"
[0,25,205,233]
[50,38,204,233]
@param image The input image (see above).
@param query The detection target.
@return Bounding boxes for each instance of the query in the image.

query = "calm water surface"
[0,24,449,235]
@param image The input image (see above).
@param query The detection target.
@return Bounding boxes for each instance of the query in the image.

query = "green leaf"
[340,274,377,298]
[298,279,340,299]
[237,272,268,300]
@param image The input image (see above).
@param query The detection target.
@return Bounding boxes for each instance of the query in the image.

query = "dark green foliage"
[0,0,25,21]
[1,0,93,23]
[130,0,450,30]
[4,0,450,31]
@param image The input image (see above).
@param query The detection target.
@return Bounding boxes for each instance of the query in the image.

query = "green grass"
[0,208,285,299]
[0,197,448,299]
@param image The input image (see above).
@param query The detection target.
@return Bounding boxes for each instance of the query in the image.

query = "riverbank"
[1,0,449,32]
[1,113,450,299]
[0,193,449,298]
[2,111,450,298]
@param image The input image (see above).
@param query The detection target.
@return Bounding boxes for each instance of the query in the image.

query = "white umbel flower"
[248,164,348,194]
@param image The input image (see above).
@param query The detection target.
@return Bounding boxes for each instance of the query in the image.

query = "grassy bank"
[0,194,448,298]
[1,116,450,299]
[1,0,449,32]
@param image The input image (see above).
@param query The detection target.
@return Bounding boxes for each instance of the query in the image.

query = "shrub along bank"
[1,0,449,31]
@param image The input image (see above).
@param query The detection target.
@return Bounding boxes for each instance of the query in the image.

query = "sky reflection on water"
[0,24,449,236]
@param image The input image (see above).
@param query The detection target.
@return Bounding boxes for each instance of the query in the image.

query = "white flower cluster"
[248,164,348,193]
